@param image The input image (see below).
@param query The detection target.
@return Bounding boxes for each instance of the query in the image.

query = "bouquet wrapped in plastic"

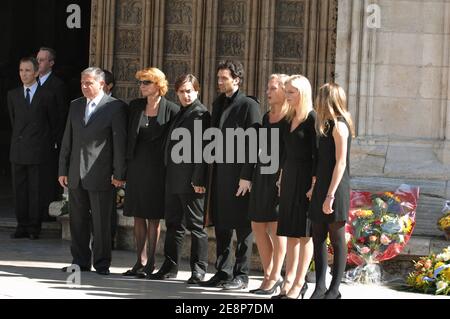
[345,184,419,284]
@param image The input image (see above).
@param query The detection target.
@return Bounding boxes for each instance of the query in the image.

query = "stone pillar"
[89,0,117,69]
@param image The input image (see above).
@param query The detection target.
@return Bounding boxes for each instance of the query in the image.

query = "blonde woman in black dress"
[308,83,354,299]
[275,75,317,299]
[248,74,290,295]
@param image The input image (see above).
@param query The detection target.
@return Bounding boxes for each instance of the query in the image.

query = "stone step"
[0,217,62,239]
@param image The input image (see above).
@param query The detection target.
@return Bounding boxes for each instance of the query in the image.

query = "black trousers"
[68,185,113,271]
[11,163,41,235]
[214,225,253,281]
[164,193,208,275]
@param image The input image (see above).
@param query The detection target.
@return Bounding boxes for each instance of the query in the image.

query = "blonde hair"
[135,67,169,96]
[268,74,292,118]
[315,83,355,137]
[285,75,313,122]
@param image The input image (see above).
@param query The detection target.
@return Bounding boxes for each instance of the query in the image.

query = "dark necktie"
[37,78,41,86]
[25,88,31,105]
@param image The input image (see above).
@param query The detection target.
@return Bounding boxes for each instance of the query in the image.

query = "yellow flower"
[435,262,445,271]
[441,268,450,281]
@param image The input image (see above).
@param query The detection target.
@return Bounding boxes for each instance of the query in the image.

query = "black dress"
[124,115,165,218]
[123,97,180,219]
[277,111,317,238]
[309,118,352,224]
[248,112,288,222]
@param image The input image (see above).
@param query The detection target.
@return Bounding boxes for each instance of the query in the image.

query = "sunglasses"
[138,80,154,86]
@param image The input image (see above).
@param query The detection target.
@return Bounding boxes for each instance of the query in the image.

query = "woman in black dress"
[248,74,290,295]
[122,68,179,277]
[275,75,317,299]
[308,83,354,299]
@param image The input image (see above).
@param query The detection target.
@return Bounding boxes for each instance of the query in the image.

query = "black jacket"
[59,94,128,191]
[39,73,68,146]
[8,86,58,165]
[126,97,180,161]
[206,90,261,228]
[164,99,211,194]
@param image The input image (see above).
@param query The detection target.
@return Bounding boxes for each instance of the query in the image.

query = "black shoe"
[199,272,231,288]
[146,267,178,280]
[222,277,248,290]
[324,290,342,299]
[122,265,144,276]
[271,293,286,299]
[254,278,283,295]
[96,269,110,276]
[29,234,39,240]
[283,283,308,299]
[187,273,205,284]
[61,265,91,272]
[10,231,29,239]
[310,288,327,299]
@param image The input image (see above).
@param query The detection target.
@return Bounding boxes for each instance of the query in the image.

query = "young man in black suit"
[147,74,210,284]
[36,47,69,219]
[59,67,127,275]
[7,57,58,239]
[200,61,261,290]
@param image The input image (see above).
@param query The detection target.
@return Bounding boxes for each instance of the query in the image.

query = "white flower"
[345,232,352,244]
[436,281,448,294]
[436,252,450,262]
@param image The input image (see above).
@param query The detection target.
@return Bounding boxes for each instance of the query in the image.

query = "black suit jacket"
[206,90,261,228]
[126,96,180,161]
[164,99,211,194]
[39,73,68,146]
[59,95,128,191]
[8,86,58,165]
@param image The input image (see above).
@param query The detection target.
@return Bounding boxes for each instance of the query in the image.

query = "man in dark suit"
[147,74,210,284]
[59,67,127,275]
[36,47,69,220]
[200,61,261,290]
[7,57,58,239]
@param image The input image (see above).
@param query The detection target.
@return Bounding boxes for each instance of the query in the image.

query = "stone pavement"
[0,231,449,300]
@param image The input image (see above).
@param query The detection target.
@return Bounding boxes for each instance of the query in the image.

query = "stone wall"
[88,0,338,108]
[335,0,450,237]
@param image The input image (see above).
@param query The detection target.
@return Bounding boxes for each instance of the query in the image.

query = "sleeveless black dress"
[277,111,317,238]
[309,118,352,224]
[248,112,288,222]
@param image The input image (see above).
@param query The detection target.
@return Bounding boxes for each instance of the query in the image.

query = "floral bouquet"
[344,184,419,284]
[437,201,450,240]
[406,246,450,295]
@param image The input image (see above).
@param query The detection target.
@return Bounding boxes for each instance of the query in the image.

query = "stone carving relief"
[217,31,245,57]
[218,0,246,26]
[274,32,304,59]
[164,30,192,55]
[165,0,193,25]
[117,0,143,25]
[115,29,141,54]
[113,58,140,82]
[275,0,305,28]
[163,60,191,83]
[274,63,303,75]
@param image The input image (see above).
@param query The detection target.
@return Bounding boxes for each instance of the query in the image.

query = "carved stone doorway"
[91,0,337,108]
